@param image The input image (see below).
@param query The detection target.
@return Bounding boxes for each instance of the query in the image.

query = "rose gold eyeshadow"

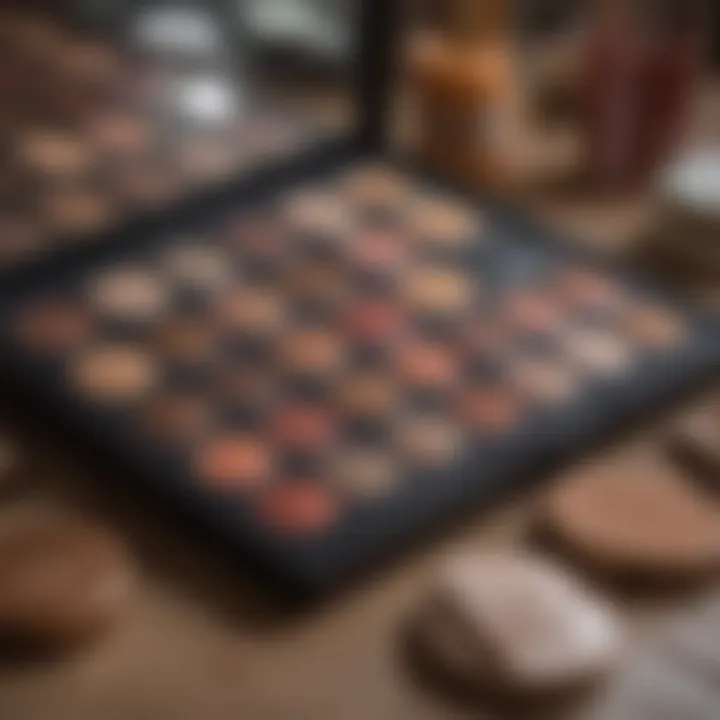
[194,435,271,492]
[344,300,406,344]
[396,342,457,390]
[256,482,339,535]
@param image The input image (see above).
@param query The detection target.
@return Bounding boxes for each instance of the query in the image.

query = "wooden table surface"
[0,89,718,720]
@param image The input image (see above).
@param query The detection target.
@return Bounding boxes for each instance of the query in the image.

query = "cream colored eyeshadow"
[563,331,633,375]
[511,359,580,405]
[90,267,168,321]
[163,245,232,289]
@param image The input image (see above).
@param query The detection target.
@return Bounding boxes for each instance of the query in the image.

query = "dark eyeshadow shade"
[343,165,410,209]
[153,317,217,366]
[194,435,271,492]
[256,482,340,535]
[140,393,213,444]
[338,372,399,419]
[15,299,91,354]
[0,215,44,266]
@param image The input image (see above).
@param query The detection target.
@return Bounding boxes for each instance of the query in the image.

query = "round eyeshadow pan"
[162,244,233,292]
[511,358,580,406]
[344,300,406,344]
[343,164,410,210]
[14,299,91,355]
[330,447,398,499]
[396,342,457,391]
[404,269,474,317]
[256,482,339,535]
[456,384,524,434]
[410,196,480,248]
[271,404,335,453]
[220,288,286,336]
[281,330,344,376]
[396,416,463,468]
[41,185,115,236]
[622,306,686,349]
[71,345,156,405]
[140,393,213,444]
[563,330,633,377]
[153,317,217,366]
[194,435,271,492]
[337,372,399,419]
[18,130,92,177]
[283,189,352,240]
[86,111,154,157]
[89,266,168,323]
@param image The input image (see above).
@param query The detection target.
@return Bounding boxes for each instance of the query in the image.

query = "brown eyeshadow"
[220,288,285,335]
[281,330,344,375]
[71,345,156,404]
[338,373,399,419]
[257,483,339,535]
[271,404,335,452]
[216,367,276,409]
[153,318,217,366]
[622,306,686,349]
[343,165,409,209]
[114,157,184,208]
[19,130,92,178]
[140,394,213,443]
[456,385,524,434]
[41,186,115,236]
[87,111,154,157]
[15,299,91,354]
[0,216,44,266]
[194,435,271,491]
[286,262,346,305]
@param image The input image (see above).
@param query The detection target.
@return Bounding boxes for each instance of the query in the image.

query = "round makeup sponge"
[543,466,720,584]
[413,554,622,699]
[0,505,134,652]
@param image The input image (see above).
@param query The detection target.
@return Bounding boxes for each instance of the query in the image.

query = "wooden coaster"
[542,465,720,586]
[0,504,135,652]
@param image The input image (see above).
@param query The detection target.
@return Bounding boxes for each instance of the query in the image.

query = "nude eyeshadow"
[396,416,463,468]
[18,130,93,178]
[404,268,474,317]
[89,267,169,323]
[71,345,156,404]
[330,447,398,499]
[456,384,524,434]
[194,435,271,492]
[411,196,481,248]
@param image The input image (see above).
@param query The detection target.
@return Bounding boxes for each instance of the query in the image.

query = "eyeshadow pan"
[283,189,352,239]
[563,330,633,376]
[344,300,406,344]
[343,164,409,209]
[347,229,409,274]
[162,244,232,291]
[194,435,271,491]
[89,267,168,322]
[397,342,457,390]
[281,330,344,376]
[622,306,686,349]
[15,299,91,354]
[286,262,346,305]
[272,404,335,452]
[404,269,474,316]
[504,293,562,335]
[257,482,339,535]
[556,268,620,310]
[41,185,115,236]
[19,130,92,178]
[0,216,44,266]
[114,155,184,208]
[456,384,524,434]
[71,345,156,404]
[87,111,154,157]
[140,393,213,443]
[397,416,463,468]
[178,136,241,184]
[338,372,399,419]
[511,358,580,406]
[331,447,398,499]
[153,317,217,366]
[411,196,480,248]
[220,288,285,336]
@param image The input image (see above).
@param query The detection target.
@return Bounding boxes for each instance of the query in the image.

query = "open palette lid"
[0,0,401,284]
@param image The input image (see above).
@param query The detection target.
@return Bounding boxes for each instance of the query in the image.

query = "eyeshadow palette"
[1,160,718,595]
[0,8,344,275]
